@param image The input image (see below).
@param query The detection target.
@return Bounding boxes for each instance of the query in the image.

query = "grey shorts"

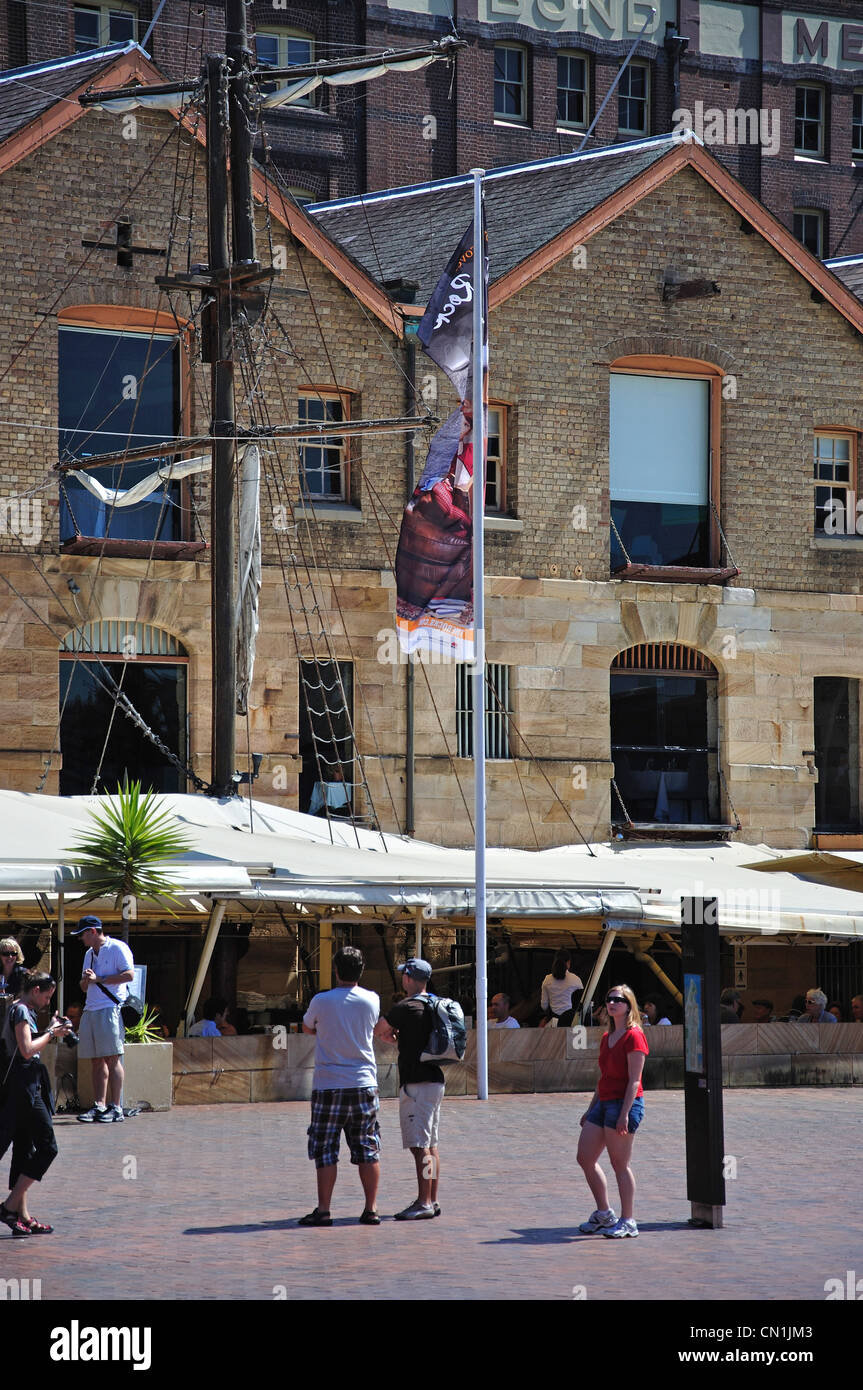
[78,1007,125,1059]
[399,1082,444,1149]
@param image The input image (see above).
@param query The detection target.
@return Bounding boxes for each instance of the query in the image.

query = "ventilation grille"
[61,621,185,658]
[612,644,716,675]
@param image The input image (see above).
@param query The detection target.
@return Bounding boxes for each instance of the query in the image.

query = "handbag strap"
[2,1044,18,1089]
[94,979,121,1007]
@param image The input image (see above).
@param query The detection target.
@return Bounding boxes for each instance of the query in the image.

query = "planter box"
[77,1041,173,1112]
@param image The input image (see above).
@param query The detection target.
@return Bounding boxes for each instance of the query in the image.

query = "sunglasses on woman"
[605,995,627,1005]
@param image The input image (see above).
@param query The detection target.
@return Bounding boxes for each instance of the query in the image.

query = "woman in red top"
[576,983,649,1239]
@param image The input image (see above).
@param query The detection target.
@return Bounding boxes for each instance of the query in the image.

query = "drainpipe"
[404,332,417,834]
[628,943,684,1006]
[664,21,690,117]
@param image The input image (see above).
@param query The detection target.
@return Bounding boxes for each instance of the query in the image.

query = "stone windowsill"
[485,515,524,533]
[810,535,863,552]
[301,504,363,523]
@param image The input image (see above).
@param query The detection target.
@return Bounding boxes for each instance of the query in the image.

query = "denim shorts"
[584,1095,644,1133]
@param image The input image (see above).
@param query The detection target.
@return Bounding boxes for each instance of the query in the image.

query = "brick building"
[5,2,863,255]
[0,43,862,1014]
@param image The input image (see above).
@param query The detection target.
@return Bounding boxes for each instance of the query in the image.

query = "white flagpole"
[470,168,488,1102]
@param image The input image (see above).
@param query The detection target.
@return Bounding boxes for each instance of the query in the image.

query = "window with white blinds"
[456,663,511,759]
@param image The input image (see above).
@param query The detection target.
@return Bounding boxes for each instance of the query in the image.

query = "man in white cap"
[375,958,443,1221]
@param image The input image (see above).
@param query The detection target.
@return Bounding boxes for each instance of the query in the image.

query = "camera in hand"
[57,1017,79,1047]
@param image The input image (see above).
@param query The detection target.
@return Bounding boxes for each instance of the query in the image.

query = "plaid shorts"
[307,1087,381,1168]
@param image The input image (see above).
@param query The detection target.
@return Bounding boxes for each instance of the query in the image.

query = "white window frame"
[73,2,136,51]
[298,389,350,502]
[795,83,825,158]
[813,430,857,536]
[853,89,863,160]
[457,663,512,760]
[794,208,825,257]
[494,44,528,124]
[557,50,589,131]
[618,61,649,135]
[486,403,506,513]
[255,27,315,105]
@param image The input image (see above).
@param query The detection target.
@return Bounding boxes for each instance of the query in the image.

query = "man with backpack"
[375,958,446,1221]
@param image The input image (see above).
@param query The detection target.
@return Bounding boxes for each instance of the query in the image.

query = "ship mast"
[78,9,463,797]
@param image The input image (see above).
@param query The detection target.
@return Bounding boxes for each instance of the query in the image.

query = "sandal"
[297,1208,333,1227]
[0,1203,31,1239]
[20,1216,54,1234]
[359,1209,381,1225]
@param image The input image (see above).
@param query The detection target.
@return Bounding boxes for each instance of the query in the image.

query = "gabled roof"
[310,134,863,336]
[0,42,141,145]
[310,135,680,302]
[825,254,863,301]
[0,45,402,335]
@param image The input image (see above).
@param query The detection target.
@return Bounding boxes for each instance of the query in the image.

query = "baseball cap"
[70,915,103,936]
[397,958,432,982]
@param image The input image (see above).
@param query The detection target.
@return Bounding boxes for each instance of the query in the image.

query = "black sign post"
[681,896,726,1228]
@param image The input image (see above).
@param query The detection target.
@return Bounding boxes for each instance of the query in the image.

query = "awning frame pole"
[578,926,618,1019]
[180,900,226,1036]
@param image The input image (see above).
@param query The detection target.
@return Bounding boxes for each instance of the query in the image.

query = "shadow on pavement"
[482,1221,694,1245]
[183,1217,383,1235]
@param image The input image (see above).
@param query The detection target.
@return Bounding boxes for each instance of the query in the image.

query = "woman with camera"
[0,971,72,1238]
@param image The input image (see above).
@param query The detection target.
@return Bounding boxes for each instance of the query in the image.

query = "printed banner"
[396,220,487,659]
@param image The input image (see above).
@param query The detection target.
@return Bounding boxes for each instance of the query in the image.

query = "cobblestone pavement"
[2,1088,859,1302]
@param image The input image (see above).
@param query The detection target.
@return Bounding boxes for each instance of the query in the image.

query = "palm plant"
[68,780,193,941]
[124,1003,165,1045]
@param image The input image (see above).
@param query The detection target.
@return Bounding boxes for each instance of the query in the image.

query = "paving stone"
[5,1089,859,1304]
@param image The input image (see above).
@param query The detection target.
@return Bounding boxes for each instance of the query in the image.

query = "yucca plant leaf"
[67,781,193,912]
[124,1003,165,1045]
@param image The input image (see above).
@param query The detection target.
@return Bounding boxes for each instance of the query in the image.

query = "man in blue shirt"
[188,997,229,1037]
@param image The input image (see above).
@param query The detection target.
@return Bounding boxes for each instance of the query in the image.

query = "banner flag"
[396,220,487,660]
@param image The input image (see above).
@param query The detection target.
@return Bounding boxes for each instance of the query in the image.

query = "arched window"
[610,644,720,827]
[58,306,201,558]
[59,621,188,796]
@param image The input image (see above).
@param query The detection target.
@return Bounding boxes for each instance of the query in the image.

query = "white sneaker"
[603,1217,638,1238]
[77,1104,107,1124]
[578,1208,617,1234]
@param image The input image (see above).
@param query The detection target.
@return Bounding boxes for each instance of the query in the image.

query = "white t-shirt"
[303,985,380,1090]
[541,971,583,1016]
[82,937,135,1011]
[488,1016,520,1029]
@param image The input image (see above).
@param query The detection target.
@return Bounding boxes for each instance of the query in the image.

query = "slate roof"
[825,255,863,301]
[309,135,684,301]
[0,43,139,146]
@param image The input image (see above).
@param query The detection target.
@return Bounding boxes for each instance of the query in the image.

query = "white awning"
[0,792,860,937]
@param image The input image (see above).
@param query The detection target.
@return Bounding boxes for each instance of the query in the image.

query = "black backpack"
[419,994,467,1064]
